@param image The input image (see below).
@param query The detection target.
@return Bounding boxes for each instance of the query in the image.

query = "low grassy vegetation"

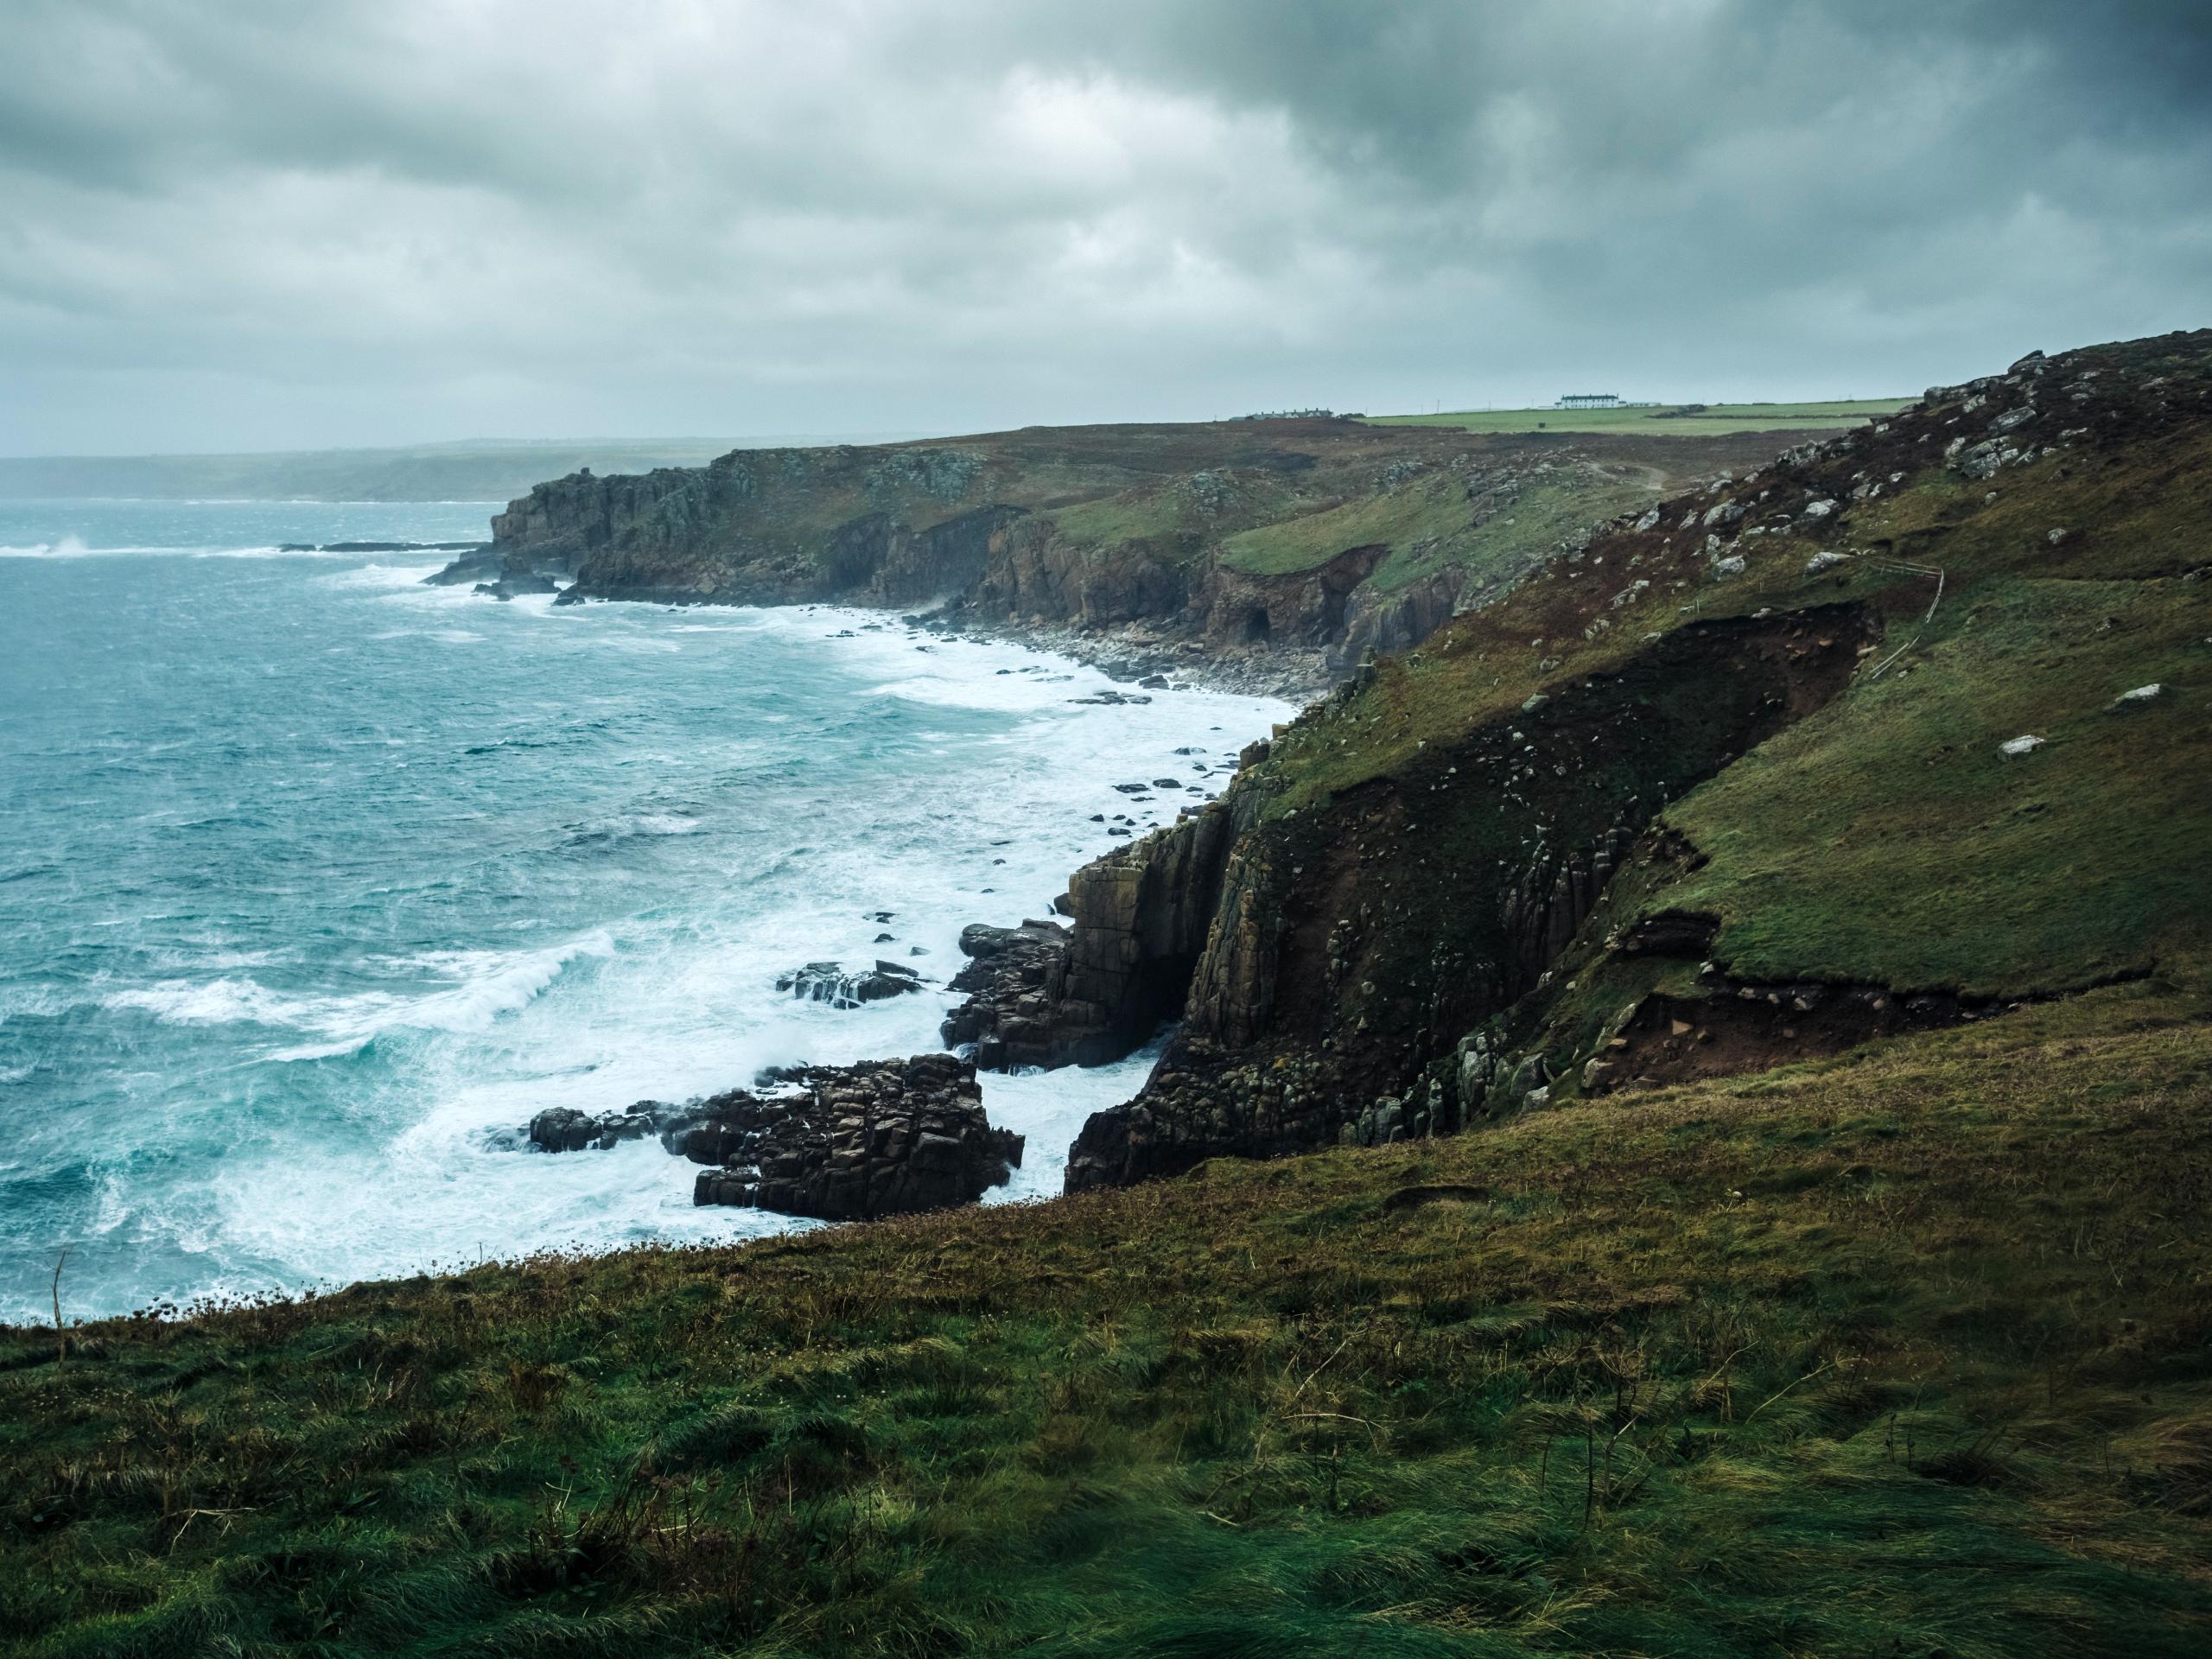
[1214,472,1656,594]
[1660,575,2211,995]
[6,988,2210,1656]
[1216,476,1469,578]
[1368,400,1911,439]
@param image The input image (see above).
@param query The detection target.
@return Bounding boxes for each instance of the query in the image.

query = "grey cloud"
[1,0,2205,454]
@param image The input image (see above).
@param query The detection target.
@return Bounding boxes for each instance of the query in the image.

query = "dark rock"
[422,547,505,587]
[529,1102,662,1152]
[941,919,1070,1061]
[472,572,560,601]
[672,1053,1022,1220]
[944,804,1236,1073]
[776,960,923,1008]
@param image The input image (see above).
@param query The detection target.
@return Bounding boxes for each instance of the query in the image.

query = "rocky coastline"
[486,329,2210,1221]
[425,419,1794,701]
[523,1054,1021,1223]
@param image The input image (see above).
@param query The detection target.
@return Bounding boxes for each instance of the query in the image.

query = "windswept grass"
[5,988,2210,1656]
[1369,399,1911,438]
[1657,574,2212,995]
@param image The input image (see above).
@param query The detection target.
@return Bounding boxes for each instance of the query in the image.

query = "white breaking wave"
[321,562,448,589]
[0,534,1295,1322]
[107,932,614,1051]
[0,538,397,562]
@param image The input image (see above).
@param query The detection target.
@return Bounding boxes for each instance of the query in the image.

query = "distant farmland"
[1366,397,1910,438]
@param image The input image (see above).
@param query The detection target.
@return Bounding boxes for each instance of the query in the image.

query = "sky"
[3,0,2209,455]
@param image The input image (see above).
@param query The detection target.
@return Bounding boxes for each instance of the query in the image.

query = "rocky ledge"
[525,1054,1021,1222]
[939,795,1238,1071]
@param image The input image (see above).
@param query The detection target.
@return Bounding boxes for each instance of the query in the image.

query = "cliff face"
[1003,327,2212,1192]
[938,800,1247,1069]
[1056,606,1873,1189]
[452,422,1797,685]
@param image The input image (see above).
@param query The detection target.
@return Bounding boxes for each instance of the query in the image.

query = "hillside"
[4,329,2209,1656]
[1368,397,1910,439]
[453,420,1807,691]
[3,988,2207,1656]
[974,329,2212,1188]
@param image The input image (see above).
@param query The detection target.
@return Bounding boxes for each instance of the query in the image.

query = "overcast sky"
[3,1,2208,454]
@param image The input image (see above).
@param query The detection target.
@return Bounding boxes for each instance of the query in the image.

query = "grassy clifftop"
[6,333,2209,1656]
[1247,330,2210,1021]
[4,984,2209,1656]
[1369,398,1911,439]
[483,419,1800,679]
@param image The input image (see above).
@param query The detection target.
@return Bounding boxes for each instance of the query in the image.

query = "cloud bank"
[3,0,2207,452]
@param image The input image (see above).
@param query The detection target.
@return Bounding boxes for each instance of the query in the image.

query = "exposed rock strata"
[940,801,1243,1070]
[434,423,1795,689]
[1061,605,1876,1191]
[521,1055,1020,1222]
[673,1054,1021,1220]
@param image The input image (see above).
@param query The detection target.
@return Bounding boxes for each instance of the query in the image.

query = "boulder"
[529,1101,662,1152]
[671,1054,1022,1220]
[776,959,924,1008]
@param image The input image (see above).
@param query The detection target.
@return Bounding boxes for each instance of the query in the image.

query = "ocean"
[0,499,1287,1324]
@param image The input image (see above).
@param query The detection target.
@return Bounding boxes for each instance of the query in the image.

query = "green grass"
[1657,575,2211,995]
[1215,473,1656,594]
[1044,491,1197,548]
[1217,479,1467,578]
[1367,400,1912,438]
[1368,477,1653,594]
[5,990,2209,1656]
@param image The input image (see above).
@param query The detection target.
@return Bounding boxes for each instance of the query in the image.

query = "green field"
[1367,399,1911,438]
[4,988,2208,1656]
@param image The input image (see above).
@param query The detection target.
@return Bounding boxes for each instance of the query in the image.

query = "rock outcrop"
[939,920,1071,1068]
[528,1103,663,1152]
[777,959,925,1008]
[1062,605,1876,1190]
[520,1056,1021,1221]
[940,802,1245,1070]
[671,1054,1021,1220]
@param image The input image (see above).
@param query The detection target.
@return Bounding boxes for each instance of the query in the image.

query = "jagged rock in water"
[529,1102,664,1152]
[420,546,503,587]
[777,959,924,1008]
[669,1053,1022,1220]
[942,806,1238,1071]
[472,572,562,601]
[940,919,1071,1068]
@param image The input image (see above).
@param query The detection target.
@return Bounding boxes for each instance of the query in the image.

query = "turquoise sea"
[0,500,1284,1322]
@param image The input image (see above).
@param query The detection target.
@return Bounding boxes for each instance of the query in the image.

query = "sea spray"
[0,499,1287,1319]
